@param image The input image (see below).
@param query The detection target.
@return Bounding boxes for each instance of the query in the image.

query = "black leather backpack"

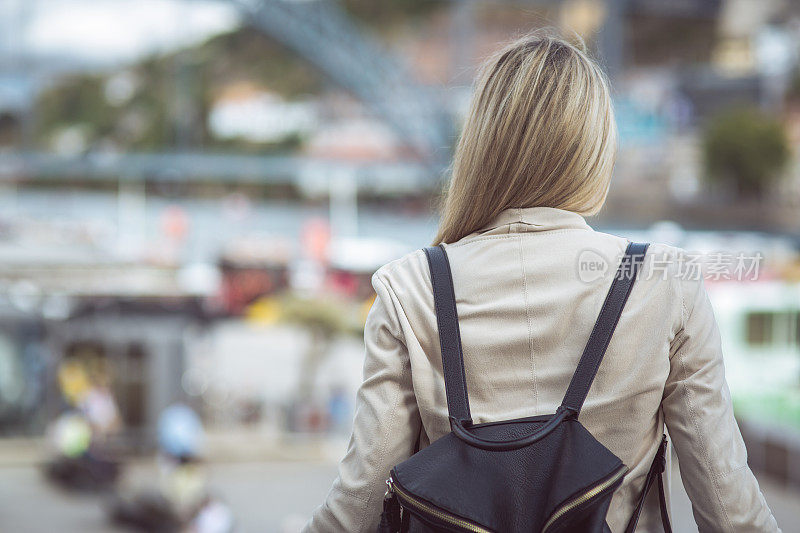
[378,242,672,533]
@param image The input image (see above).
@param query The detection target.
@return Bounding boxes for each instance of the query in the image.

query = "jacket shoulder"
[372,248,431,296]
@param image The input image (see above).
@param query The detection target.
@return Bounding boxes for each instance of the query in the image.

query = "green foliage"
[33,4,445,153]
[703,107,790,197]
[197,27,322,98]
[36,64,178,151]
[343,0,446,26]
[279,294,362,338]
[786,68,800,105]
[35,75,117,147]
[33,27,322,152]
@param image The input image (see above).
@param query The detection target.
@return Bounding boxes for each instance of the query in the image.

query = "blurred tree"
[36,75,117,150]
[344,0,446,26]
[36,67,174,151]
[628,14,717,67]
[279,295,363,402]
[703,107,790,198]
[34,27,321,153]
[34,5,450,154]
[198,27,322,99]
[0,112,20,146]
[786,68,800,107]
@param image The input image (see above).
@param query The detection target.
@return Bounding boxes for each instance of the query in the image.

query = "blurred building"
[0,238,210,449]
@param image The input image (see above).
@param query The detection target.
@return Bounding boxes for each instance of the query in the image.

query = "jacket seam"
[676,341,735,531]
[680,278,689,331]
[518,234,538,411]
[364,275,411,532]
[446,229,590,248]
[669,274,690,363]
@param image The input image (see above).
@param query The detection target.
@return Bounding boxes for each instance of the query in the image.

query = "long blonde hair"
[434,32,617,244]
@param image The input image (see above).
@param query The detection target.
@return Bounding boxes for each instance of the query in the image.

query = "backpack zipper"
[386,476,492,533]
[387,464,626,533]
[541,465,628,532]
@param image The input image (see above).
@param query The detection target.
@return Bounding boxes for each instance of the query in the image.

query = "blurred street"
[0,459,337,532]
[3,0,800,529]
[2,455,799,533]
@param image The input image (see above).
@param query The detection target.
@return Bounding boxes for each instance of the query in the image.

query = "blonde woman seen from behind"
[303,33,780,532]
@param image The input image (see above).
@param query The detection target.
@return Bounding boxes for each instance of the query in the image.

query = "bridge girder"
[231,0,454,170]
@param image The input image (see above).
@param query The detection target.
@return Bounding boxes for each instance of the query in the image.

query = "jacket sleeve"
[662,275,780,532]
[303,272,422,533]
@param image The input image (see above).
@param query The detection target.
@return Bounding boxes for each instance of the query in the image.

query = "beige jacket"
[304,207,779,533]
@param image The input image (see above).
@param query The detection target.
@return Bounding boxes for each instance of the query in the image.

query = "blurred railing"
[0,151,429,191]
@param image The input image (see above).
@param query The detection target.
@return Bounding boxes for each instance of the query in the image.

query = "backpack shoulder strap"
[625,434,673,533]
[560,242,649,414]
[424,245,472,425]
[425,241,648,423]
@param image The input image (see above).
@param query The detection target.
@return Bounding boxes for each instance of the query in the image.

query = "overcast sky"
[1,0,240,65]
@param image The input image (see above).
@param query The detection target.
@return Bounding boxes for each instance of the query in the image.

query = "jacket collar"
[477,207,592,235]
